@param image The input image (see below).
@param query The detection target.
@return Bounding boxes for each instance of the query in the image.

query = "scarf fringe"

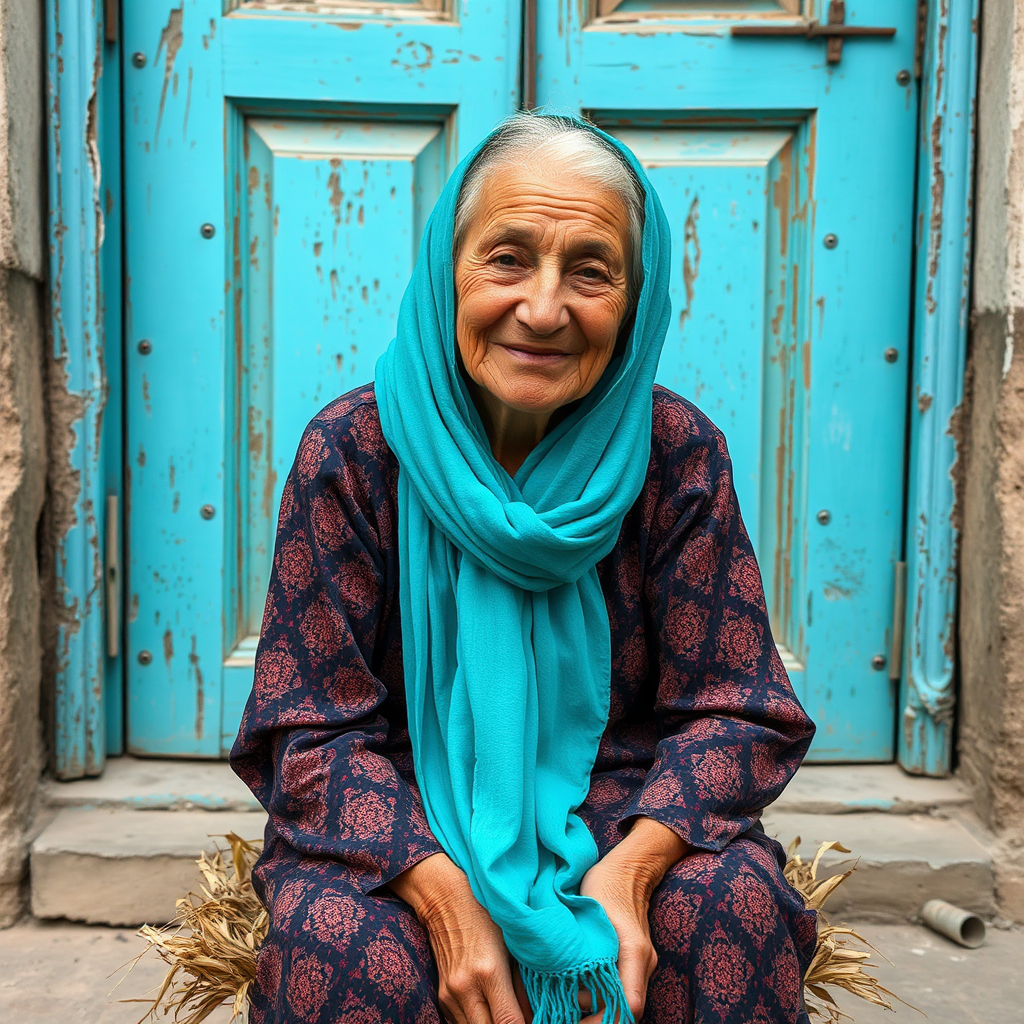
[518,959,635,1024]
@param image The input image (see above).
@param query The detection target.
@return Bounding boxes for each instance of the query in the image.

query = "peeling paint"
[154,5,184,148]
[900,0,979,774]
[678,196,700,330]
[46,0,110,777]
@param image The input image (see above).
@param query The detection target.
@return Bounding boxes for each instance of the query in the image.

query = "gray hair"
[453,112,645,303]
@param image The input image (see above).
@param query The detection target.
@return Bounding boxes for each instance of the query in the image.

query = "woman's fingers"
[440,962,525,1024]
[481,964,527,1024]
[439,987,496,1024]
[617,938,658,1022]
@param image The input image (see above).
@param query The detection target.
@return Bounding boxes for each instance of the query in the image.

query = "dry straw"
[127,833,905,1023]
[127,834,267,1024]
[784,837,910,1022]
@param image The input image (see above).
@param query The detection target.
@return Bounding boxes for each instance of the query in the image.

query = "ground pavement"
[0,916,1020,1023]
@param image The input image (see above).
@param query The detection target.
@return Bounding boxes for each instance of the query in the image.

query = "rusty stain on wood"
[189,635,204,739]
[262,420,277,522]
[327,168,344,224]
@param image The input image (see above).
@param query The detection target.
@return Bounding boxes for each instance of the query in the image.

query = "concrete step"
[41,757,974,816]
[31,807,267,927]
[31,758,992,927]
[761,810,995,921]
[773,763,972,816]
[41,756,262,812]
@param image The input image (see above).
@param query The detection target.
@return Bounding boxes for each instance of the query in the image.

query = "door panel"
[610,127,810,683]
[124,0,518,755]
[538,0,918,760]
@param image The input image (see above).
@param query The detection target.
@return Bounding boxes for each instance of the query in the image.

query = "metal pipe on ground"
[920,899,986,948]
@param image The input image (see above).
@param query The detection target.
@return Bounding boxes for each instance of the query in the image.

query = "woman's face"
[453,161,632,418]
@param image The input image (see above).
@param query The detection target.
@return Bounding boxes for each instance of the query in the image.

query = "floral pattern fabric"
[231,383,817,1023]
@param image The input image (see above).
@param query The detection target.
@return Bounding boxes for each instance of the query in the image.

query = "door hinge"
[888,560,907,682]
[106,494,120,658]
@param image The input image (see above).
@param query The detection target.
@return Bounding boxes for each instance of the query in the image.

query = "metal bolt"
[872,654,887,671]
[200,223,216,239]
[816,509,832,526]
[200,504,216,520]
[131,52,146,68]
[138,339,152,355]
[896,69,912,87]
[884,347,899,363]
[823,233,839,250]
[138,650,153,666]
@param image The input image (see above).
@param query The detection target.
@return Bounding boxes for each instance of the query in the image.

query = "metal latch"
[731,1,897,65]
[105,0,118,44]
[888,560,907,682]
[106,494,120,659]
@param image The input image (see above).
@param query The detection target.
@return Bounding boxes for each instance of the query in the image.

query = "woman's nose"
[516,273,570,336]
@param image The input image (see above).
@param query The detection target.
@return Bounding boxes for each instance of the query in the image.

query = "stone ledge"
[762,810,996,921]
[773,764,972,816]
[41,757,262,813]
[31,808,267,927]
[30,805,997,928]
[45,758,973,819]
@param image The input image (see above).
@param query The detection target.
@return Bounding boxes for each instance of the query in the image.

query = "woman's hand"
[578,817,689,1023]
[389,853,527,1024]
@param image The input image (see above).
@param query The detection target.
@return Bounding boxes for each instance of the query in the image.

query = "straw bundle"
[130,833,900,1023]
[784,837,904,1022]
[130,834,267,1024]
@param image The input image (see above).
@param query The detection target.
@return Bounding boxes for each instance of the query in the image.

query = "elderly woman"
[231,113,817,1024]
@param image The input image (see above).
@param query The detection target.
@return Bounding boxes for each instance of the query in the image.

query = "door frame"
[44,0,978,779]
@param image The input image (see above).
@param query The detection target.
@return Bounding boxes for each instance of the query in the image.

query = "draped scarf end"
[518,959,634,1024]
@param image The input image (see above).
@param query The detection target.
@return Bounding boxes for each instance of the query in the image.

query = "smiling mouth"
[499,343,572,366]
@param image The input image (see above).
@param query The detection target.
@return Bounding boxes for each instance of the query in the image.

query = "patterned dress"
[230,384,818,1024]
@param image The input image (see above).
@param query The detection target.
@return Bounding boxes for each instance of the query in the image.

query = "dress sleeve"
[230,409,443,893]
[618,401,815,852]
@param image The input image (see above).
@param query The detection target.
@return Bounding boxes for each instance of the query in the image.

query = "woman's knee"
[650,834,813,958]
[643,837,815,1023]
[251,884,440,1024]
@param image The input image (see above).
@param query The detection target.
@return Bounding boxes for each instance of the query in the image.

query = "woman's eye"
[494,253,519,267]
[577,266,605,281]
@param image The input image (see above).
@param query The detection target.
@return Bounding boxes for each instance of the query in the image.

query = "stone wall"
[0,0,45,926]
[959,0,1024,923]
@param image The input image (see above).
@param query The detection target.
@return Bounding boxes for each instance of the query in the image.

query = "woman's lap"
[250,841,441,1024]
[250,830,815,1024]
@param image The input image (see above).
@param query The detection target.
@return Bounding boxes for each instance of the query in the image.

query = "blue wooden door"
[538,0,918,760]
[125,0,916,761]
[123,0,519,755]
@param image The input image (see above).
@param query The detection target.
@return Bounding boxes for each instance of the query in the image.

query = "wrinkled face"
[453,161,633,418]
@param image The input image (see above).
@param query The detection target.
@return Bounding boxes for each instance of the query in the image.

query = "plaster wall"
[960,0,1024,922]
[0,0,44,926]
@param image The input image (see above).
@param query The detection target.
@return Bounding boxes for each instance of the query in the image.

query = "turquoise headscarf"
[375,116,671,1023]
